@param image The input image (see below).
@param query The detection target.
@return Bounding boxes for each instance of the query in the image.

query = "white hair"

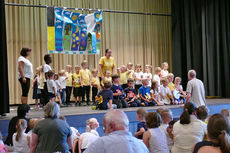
[104,110,129,129]
[44,102,60,118]
[188,69,196,78]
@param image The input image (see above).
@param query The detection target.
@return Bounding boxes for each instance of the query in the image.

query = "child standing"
[38,66,45,107]
[59,70,66,105]
[161,62,169,78]
[91,69,100,103]
[12,119,30,153]
[101,70,112,87]
[111,74,128,108]
[54,73,63,106]
[150,81,164,106]
[43,54,52,105]
[47,70,57,102]
[160,78,174,105]
[80,60,91,105]
[153,67,161,86]
[139,78,156,106]
[143,65,152,87]
[127,62,134,79]
[65,65,73,106]
[72,65,82,106]
[96,81,117,110]
[118,65,128,89]
[124,79,143,107]
[32,67,41,109]
[134,108,147,139]
[134,64,143,91]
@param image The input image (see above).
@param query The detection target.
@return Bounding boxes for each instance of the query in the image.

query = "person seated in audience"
[150,80,164,106]
[172,102,207,153]
[193,113,230,153]
[159,78,174,105]
[91,69,100,103]
[0,132,7,153]
[139,78,157,106]
[135,108,147,139]
[111,74,128,108]
[5,104,31,147]
[197,106,209,124]
[96,81,117,110]
[174,77,186,104]
[143,112,169,153]
[12,119,30,153]
[159,109,174,151]
[84,110,149,153]
[27,118,43,146]
[221,109,230,119]
[124,79,143,107]
[101,70,112,87]
[161,62,169,78]
[134,64,143,92]
[78,118,99,153]
[156,108,164,114]
[153,67,161,86]
[143,65,152,87]
[167,120,177,143]
[127,62,134,79]
[117,65,129,89]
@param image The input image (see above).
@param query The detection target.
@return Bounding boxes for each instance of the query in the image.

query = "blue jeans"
[61,88,66,104]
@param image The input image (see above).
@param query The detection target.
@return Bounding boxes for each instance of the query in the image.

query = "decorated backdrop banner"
[47,7,102,54]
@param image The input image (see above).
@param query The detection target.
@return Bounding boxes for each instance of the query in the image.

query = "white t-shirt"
[12,132,30,153]
[160,85,172,97]
[160,124,173,150]
[148,128,169,153]
[70,127,80,143]
[43,64,52,82]
[18,56,33,79]
[186,78,206,107]
[80,130,99,149]
[161,70,169,78]
[47,79,57,94]
[172,115,207,153]
[134,72,143,85]
[153,74,161,85]
[59,76,66,89]
[143,72,152,87]
[55,80,61,90]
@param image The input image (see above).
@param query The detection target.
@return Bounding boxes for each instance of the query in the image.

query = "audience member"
[0,132,7,153]
[221,109,230,118]
[135,108,147,139]
[197,106,209,123]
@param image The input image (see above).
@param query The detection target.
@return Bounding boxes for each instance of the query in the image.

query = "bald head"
[103,110,129,135]
[188,69,196,80]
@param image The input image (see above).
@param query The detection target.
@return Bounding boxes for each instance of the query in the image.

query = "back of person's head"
[112,74,120,81]
[44,54,51,64]
[169,120,177,126]
[137,108,147,119]
[155,67,161,74]
[208,114,230,153]
[20,47,31,57]
[156,108,164,114]
[104,81,112,89]
[59,115,66,121]
[221,109,230,117]
[145,112,162,129]
[86,118,98,132]
[188,69,196,78]
[180,102,197,124]
[151,80,158,90]
[197,106,209,121]
[47,70,54,78]
[160,109,173,123]
[16,119,27,141]
[17,104,30,118]
[44,102,60,119]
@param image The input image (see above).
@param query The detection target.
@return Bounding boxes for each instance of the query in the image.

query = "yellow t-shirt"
[65,72,73,87]
[127,69,134,79]
[120,72,128,85]
[91,77,100,88]
[72,73,81,88]
[98,56,116,77]
[168,82,175,91]
[79,69,91,86]
[101,77,112,86]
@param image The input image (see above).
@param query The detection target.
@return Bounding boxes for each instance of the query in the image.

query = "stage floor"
[1,98,230,120]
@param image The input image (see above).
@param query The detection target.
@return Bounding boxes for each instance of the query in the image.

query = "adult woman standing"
[18,47,33,104]
[172,102,207,153]
[30,102,73,153]
[98,49,116,82]
[193,114,230,153]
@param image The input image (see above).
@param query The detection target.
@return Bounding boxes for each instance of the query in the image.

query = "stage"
[0,99,230,139]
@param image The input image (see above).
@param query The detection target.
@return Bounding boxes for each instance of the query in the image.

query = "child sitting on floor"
[111,74,128,108]
[153,67,161,86]
[96,81,117,110]
[161,62,169,78]
[134,64,143,91]
[135,108,147,139]
[124,79,143,107]
[160,78,174,105]
[139,78,157,106]
[174,77,186,104]
[197,106,209,124]
[150,81,164,106]
[167,73,175,92]
[101,70,112,87]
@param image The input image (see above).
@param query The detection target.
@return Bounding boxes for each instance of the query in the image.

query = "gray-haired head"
[188,69,196,80]
[44,102,60,119]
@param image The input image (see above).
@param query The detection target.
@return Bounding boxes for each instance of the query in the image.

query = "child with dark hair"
[43,54,52,105]
[135,108,147,139]
[143,112,169,153]
[111,74,128,108]
[47,70,57,102]
[124,79,143,107]
[197,106,209,123]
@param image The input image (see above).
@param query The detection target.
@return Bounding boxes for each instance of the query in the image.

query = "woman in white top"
[18,48,33,104]
[172,102,207,153]
[78,118,99,153]
[143,112,170,153]
[12,119,30,153]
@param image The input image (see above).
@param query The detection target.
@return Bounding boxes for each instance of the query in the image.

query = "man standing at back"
[186,70,206,107]
[84,110,149,153]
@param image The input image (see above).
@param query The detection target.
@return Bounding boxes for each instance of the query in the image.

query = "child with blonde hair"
[73,65,82,106]
[54,73,63,106]
[32,66,42,109]
[59,69,67,105]
[153,67,161,86]
[78,118,99,153]
[143,65,152,87]
[167,73,175,91]
[134,64,143,91]
[127,62,134,79]
[12,119,30,153]
[38,66,45,107]
[160,78,174,105]
[80,60,91,105]
[101,70,112,87]
[174,77,185,104]
[91,69,100,103]
[161,62,169,78]
[65,65,73,106]
[47,70,57,102]
[117,65,128,89]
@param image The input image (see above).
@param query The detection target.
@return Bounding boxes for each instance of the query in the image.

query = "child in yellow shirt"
[167,73,175,91]
[73,65,82,106]
[91,69,100,103]
[127,62,134,79]
[79,60,91,105]
[118,65,128,89]
[65,65,73,106]
[101,70,112,87]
